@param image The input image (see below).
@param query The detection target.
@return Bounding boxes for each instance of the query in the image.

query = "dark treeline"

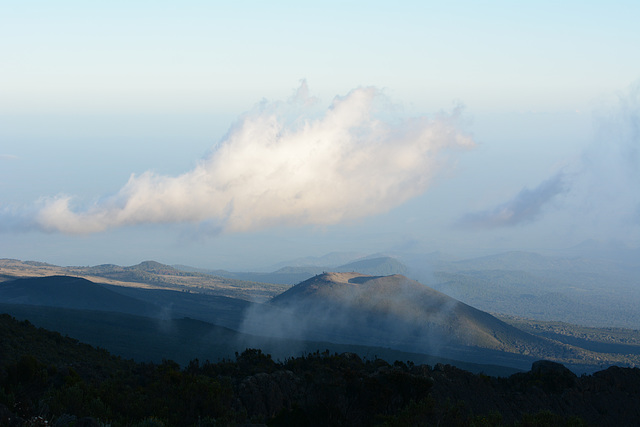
[2,313,639,426]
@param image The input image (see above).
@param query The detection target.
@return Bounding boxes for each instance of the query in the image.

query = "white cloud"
[31,83,475,234]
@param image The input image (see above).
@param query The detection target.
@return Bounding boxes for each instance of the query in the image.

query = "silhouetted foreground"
[2,314,640,426]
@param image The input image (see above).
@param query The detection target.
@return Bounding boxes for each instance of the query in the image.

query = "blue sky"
[1,1,639,269]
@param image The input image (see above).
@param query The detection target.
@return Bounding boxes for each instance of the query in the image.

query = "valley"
[2,254,640,375]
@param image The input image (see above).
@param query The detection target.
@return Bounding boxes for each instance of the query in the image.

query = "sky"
[1,1,639,269]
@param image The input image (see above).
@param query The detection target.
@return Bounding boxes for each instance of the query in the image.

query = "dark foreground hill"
[2,313,640,426]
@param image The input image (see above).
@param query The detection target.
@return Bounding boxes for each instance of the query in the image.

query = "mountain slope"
[244,273,580,369]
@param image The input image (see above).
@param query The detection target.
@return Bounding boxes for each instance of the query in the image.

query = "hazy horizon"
[1,2,639,270]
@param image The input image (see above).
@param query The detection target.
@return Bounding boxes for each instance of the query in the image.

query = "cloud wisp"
[456,81,640,239]
[457,172,567,229]
[13,83,474,234]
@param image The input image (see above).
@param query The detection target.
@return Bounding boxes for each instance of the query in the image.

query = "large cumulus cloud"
[23,83,474,234]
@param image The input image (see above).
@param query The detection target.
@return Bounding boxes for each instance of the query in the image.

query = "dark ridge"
[0,275,158,316]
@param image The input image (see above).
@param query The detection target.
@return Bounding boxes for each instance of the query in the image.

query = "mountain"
[0,275,159,317]
[242,272,581,370]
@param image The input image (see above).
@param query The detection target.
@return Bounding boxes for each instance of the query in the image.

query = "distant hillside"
[335,256,408,276]
[186,266,325,286]
[178,256,409,285]
[0,258,288,302]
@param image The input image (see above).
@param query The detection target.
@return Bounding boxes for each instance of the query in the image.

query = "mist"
[15,83,474,235]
